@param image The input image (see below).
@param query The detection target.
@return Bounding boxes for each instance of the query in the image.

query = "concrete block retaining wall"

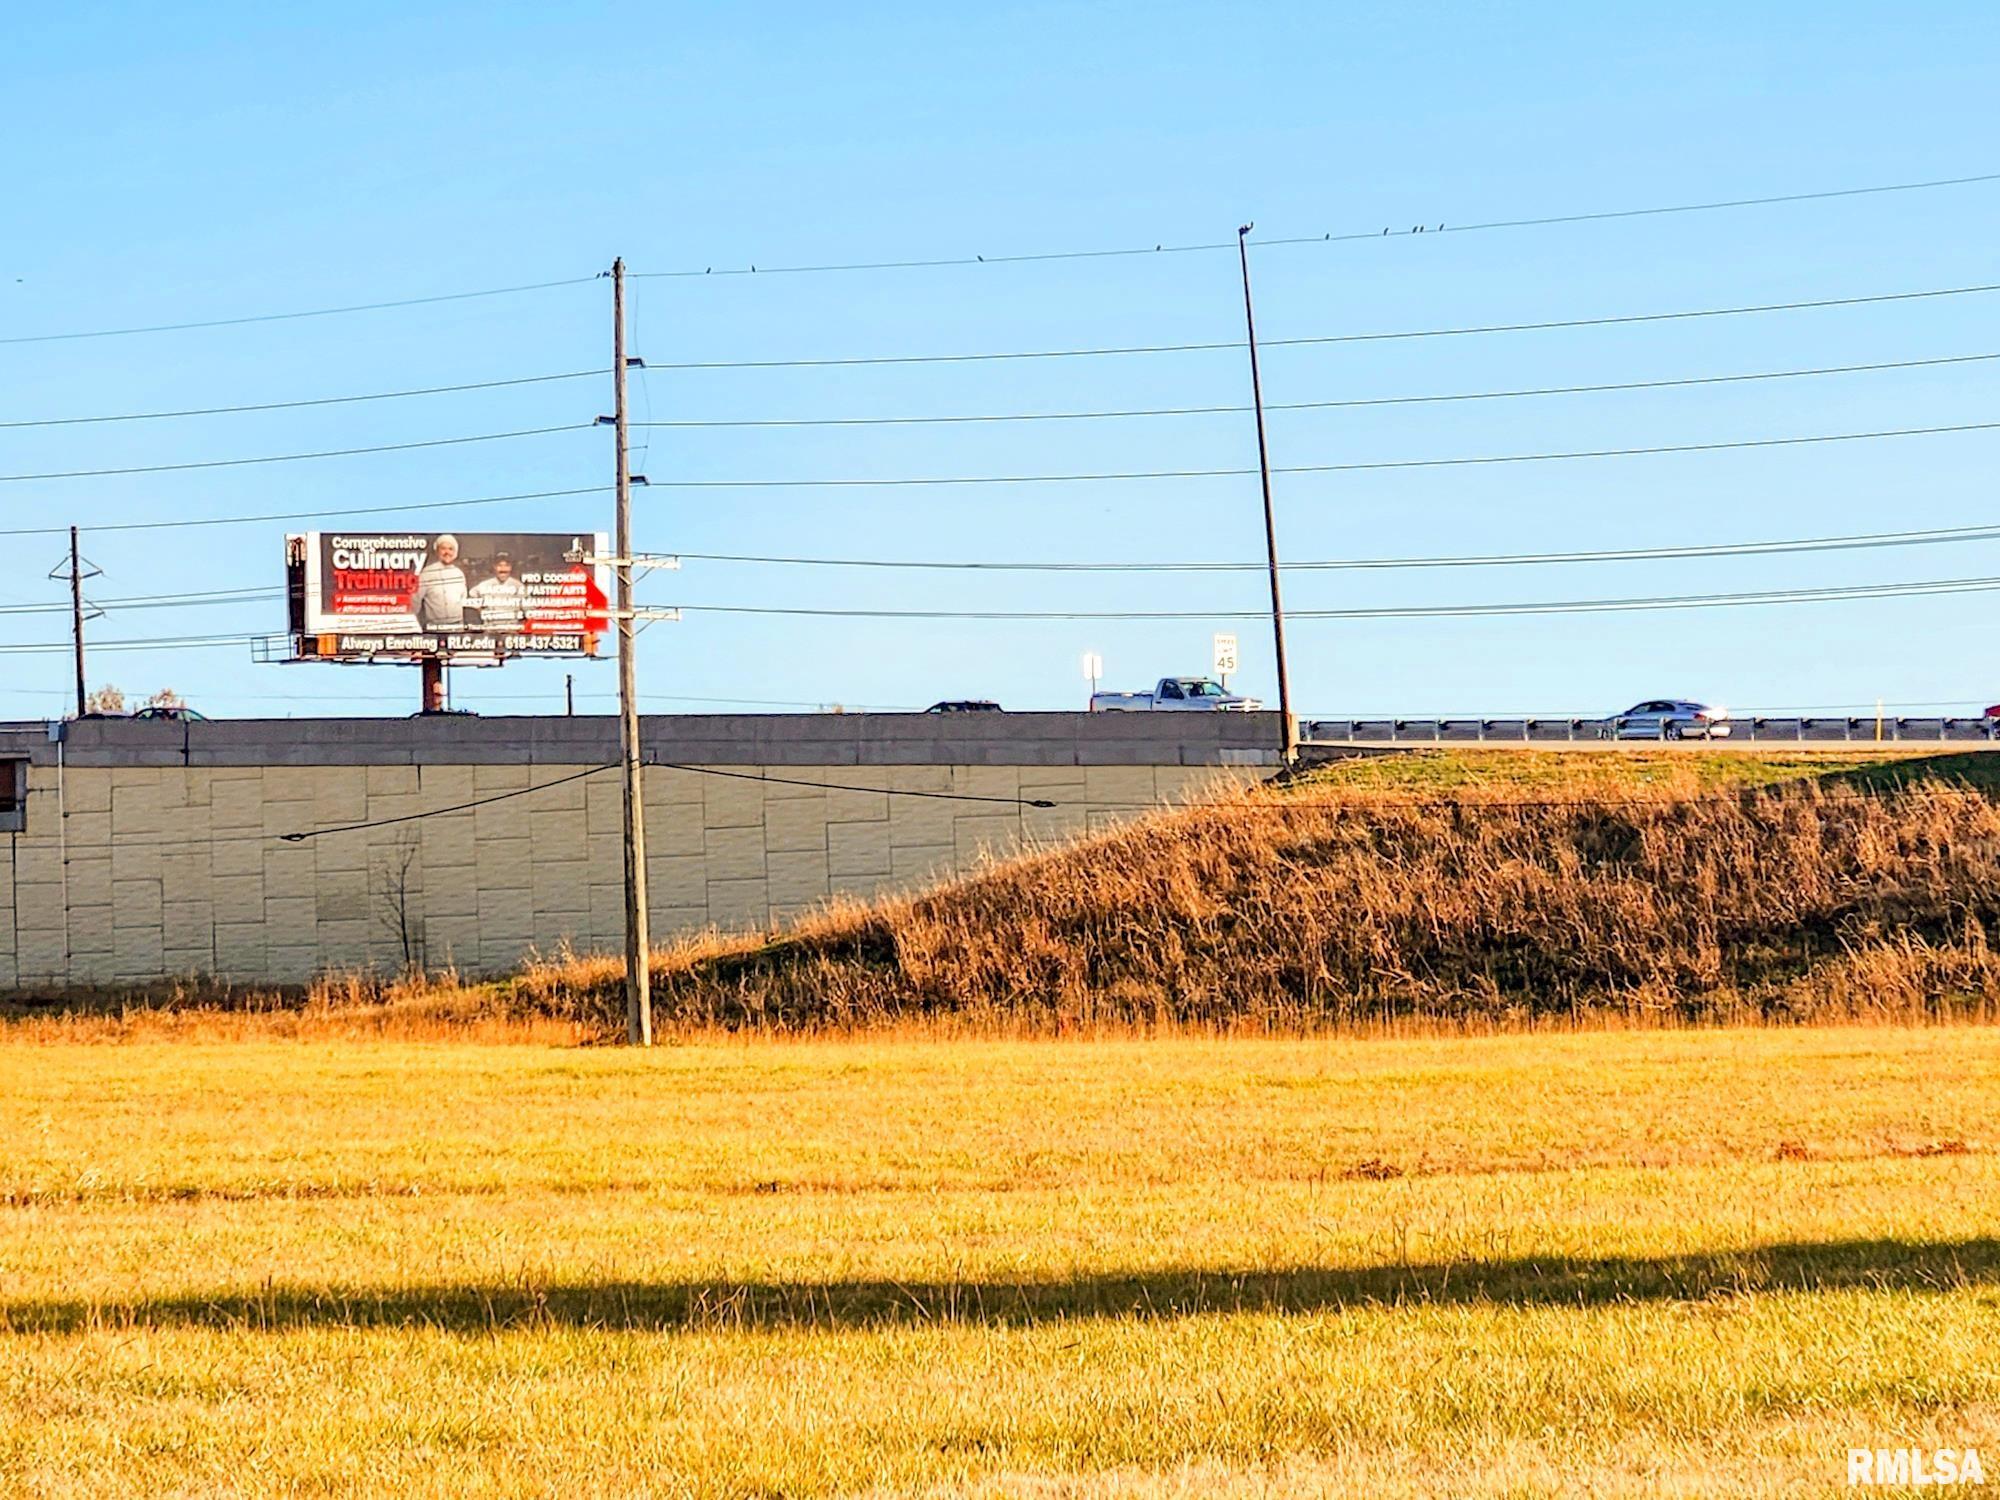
[0,714,1279,986]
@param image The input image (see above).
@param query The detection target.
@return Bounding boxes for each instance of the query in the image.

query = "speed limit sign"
[1212,633,1239,678]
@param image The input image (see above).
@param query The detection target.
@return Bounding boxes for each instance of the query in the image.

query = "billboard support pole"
[613,257,653,1047]
[1235,225,1298,769]
[419,655,444,714]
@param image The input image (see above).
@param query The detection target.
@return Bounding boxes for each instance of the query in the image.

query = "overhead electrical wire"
[0,485,613,539]
[0,632,267,656]
[629,171,2000,279]
[0,587,278,617]
[678,519,2000,573]
[647,761,1056,808]
[633,351,2000,429]
[53,765,1067,852]
[13,416,1992,535]
[666,573,2000,621]
[647,418,2000,488]
[0,275,602,347]
[277,766,616,841]
[0,369,606,430]
[645,280,2000,370]
[10,576,2000,655]
[13,518,2000,626]
[24,518,2000,627]
[0,422,595,483]
[0,172,1986,348]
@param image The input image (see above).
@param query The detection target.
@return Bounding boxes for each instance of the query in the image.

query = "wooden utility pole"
[1235,225,1298,767]
[68,527,86,718]
[613,258,653,1046]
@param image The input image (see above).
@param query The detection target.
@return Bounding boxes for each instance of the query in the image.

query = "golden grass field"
[3,1024,1996,1496]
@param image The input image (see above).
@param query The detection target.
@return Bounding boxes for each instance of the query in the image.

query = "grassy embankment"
[1,1026,1995,1496]
[14,747,2000,1041]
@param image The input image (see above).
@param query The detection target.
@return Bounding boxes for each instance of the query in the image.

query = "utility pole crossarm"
[576,553,682,572]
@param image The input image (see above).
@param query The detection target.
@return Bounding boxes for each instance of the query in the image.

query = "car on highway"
[1090,677,1261,712]
[1610,699,1732,740]
[925,699,1002,713]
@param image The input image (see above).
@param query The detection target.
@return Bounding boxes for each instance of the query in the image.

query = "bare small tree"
[372,833,425,975]
[145,688,185,710]
[83,684,125,715]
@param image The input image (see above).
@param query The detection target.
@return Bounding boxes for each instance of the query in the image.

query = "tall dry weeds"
[617,779,2000,1030]
[16,777,2000,1039]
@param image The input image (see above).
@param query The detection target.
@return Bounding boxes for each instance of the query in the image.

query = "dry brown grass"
[14,753,2000,1042]
[3,1026,1997,1494]
[608,774,2000,1032]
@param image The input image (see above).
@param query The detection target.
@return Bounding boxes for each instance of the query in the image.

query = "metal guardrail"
[1301,716,2000,745]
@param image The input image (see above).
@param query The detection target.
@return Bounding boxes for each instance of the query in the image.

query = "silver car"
[1610,699,1732,740]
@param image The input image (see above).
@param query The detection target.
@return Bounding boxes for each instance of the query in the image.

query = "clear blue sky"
[3,2,1997,718]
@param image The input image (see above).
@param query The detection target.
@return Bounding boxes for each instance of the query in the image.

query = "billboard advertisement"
[287,530,612,660]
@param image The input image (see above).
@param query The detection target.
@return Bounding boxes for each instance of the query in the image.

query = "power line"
[0,485,612,539]
[629,171,2000,279]
[25,764,1061,852]
[0,423,594,483]
[12,515,1999,625]
[677,519,2000,573]
[0,632,264,656]
[648,418,2000,488]
[0,370,605,430]
[15,413,1987,534]
[645,280,2000,370]
[6,571,1995,649]
[0,587,278,617]
[668,573,2000,621]
[647,760,1056,808]
[0,170,1985,352]
[632,351,2000,429]
[278,765,616,841]
[0,275,601,348]
[18,411,1973,494]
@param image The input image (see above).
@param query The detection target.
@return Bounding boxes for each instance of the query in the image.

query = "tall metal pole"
[1236,225,1297,766]
[69,526,86,718]
[614,258,653,1045]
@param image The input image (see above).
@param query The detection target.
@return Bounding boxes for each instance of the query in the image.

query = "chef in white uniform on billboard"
[413,534,468,629]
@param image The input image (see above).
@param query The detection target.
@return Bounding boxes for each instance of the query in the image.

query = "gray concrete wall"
[24,710,1286,768]
[0,714,1277,987]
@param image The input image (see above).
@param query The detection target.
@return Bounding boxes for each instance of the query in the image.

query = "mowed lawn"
[2,1028,1997,1497]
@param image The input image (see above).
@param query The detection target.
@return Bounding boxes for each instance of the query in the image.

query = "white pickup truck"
[1089,677,1261,712]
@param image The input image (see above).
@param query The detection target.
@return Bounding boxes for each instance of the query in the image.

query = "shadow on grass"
[1813,751,2000,795]
[6,1238,1995,1335]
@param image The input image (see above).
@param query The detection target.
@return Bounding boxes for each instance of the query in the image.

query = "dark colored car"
[925,700,1002,713]
[131,705,209,722]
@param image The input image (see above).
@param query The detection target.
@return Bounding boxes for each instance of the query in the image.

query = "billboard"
[287,530,612,660]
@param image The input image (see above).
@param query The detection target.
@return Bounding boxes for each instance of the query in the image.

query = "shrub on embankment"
[522,767,2000,1031]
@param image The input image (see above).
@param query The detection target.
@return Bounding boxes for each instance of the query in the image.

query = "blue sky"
[3,2,1997,718]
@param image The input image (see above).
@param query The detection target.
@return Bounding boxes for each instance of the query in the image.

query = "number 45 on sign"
[1212,633,1239,686]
